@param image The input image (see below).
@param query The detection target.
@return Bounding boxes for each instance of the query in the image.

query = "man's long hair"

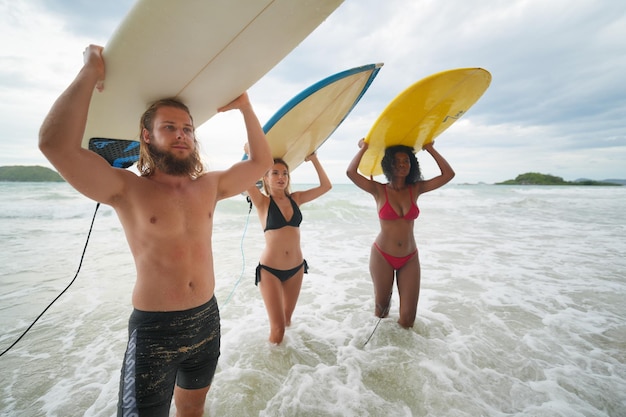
[136,98,204,178]
[381,145,422,184]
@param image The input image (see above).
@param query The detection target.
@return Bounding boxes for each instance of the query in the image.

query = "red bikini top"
[378,186,420,221]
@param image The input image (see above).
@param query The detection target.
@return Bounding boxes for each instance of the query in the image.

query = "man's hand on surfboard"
[83,44,105,92]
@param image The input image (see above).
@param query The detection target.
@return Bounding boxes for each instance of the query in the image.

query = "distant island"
[0,165,64,182]
[1,166,623,186]
[497,172,622,186]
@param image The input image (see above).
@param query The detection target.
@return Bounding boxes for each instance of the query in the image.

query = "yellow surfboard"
[358,68,491,176]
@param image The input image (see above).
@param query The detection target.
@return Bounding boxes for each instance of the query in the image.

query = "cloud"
[1,0,625,183]
[38,0,135,38]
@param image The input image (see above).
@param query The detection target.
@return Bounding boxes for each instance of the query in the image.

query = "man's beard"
[148,142,197,176]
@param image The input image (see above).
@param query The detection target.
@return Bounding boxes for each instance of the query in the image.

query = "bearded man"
[39,44,273,417]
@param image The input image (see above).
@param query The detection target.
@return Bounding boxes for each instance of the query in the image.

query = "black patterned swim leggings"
[117,296,220,417]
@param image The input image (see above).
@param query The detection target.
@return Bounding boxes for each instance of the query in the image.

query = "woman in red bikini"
[347,139,455,328]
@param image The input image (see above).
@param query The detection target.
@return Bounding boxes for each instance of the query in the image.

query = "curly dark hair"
[381,145,422,184]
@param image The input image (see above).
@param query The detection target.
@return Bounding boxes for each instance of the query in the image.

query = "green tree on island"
[0,166,64,182]
[497,172,620,186]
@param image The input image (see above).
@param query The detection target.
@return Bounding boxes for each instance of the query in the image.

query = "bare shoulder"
[196,170,225,199]
[197,170,220,183]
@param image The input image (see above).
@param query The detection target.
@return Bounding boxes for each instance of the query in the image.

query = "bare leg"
[282,269,304,327]
[174,385,210,417]
[396,253,420,328]
[258,271,287,344]
[369,245,395,318]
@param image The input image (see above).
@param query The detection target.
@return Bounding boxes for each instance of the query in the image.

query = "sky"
[1,0,625,184]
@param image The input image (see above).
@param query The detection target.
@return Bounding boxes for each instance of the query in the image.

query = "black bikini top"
[264,195,303,232]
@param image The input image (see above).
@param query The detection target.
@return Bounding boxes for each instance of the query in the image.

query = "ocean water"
[1,182,625,417]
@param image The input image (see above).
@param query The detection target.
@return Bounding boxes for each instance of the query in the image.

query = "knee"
[398,310,416,328]
[175,401,206,417]
[174,386,209,417]
[398,307,416,328]
[375,304,389,318]
[397,318,414,329]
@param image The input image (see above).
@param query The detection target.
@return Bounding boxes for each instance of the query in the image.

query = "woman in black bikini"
[246,152,331,344]
[346,139,454,328]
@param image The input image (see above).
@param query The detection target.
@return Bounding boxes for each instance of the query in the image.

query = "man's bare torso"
[112,170,219,311]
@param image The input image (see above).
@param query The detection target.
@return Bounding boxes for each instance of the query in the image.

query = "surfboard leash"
[222,196,253,307]
[361,290,393,348]
[0,202,100,358]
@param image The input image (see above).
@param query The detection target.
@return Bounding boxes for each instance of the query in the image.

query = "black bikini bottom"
[255,260,308,286]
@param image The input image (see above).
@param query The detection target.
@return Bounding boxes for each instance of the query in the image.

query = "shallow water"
[1,182,625,416]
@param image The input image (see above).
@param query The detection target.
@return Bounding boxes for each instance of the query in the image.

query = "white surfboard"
[84,0,344,167]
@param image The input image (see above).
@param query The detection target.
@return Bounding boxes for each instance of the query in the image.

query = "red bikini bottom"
[374,243,417,270]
